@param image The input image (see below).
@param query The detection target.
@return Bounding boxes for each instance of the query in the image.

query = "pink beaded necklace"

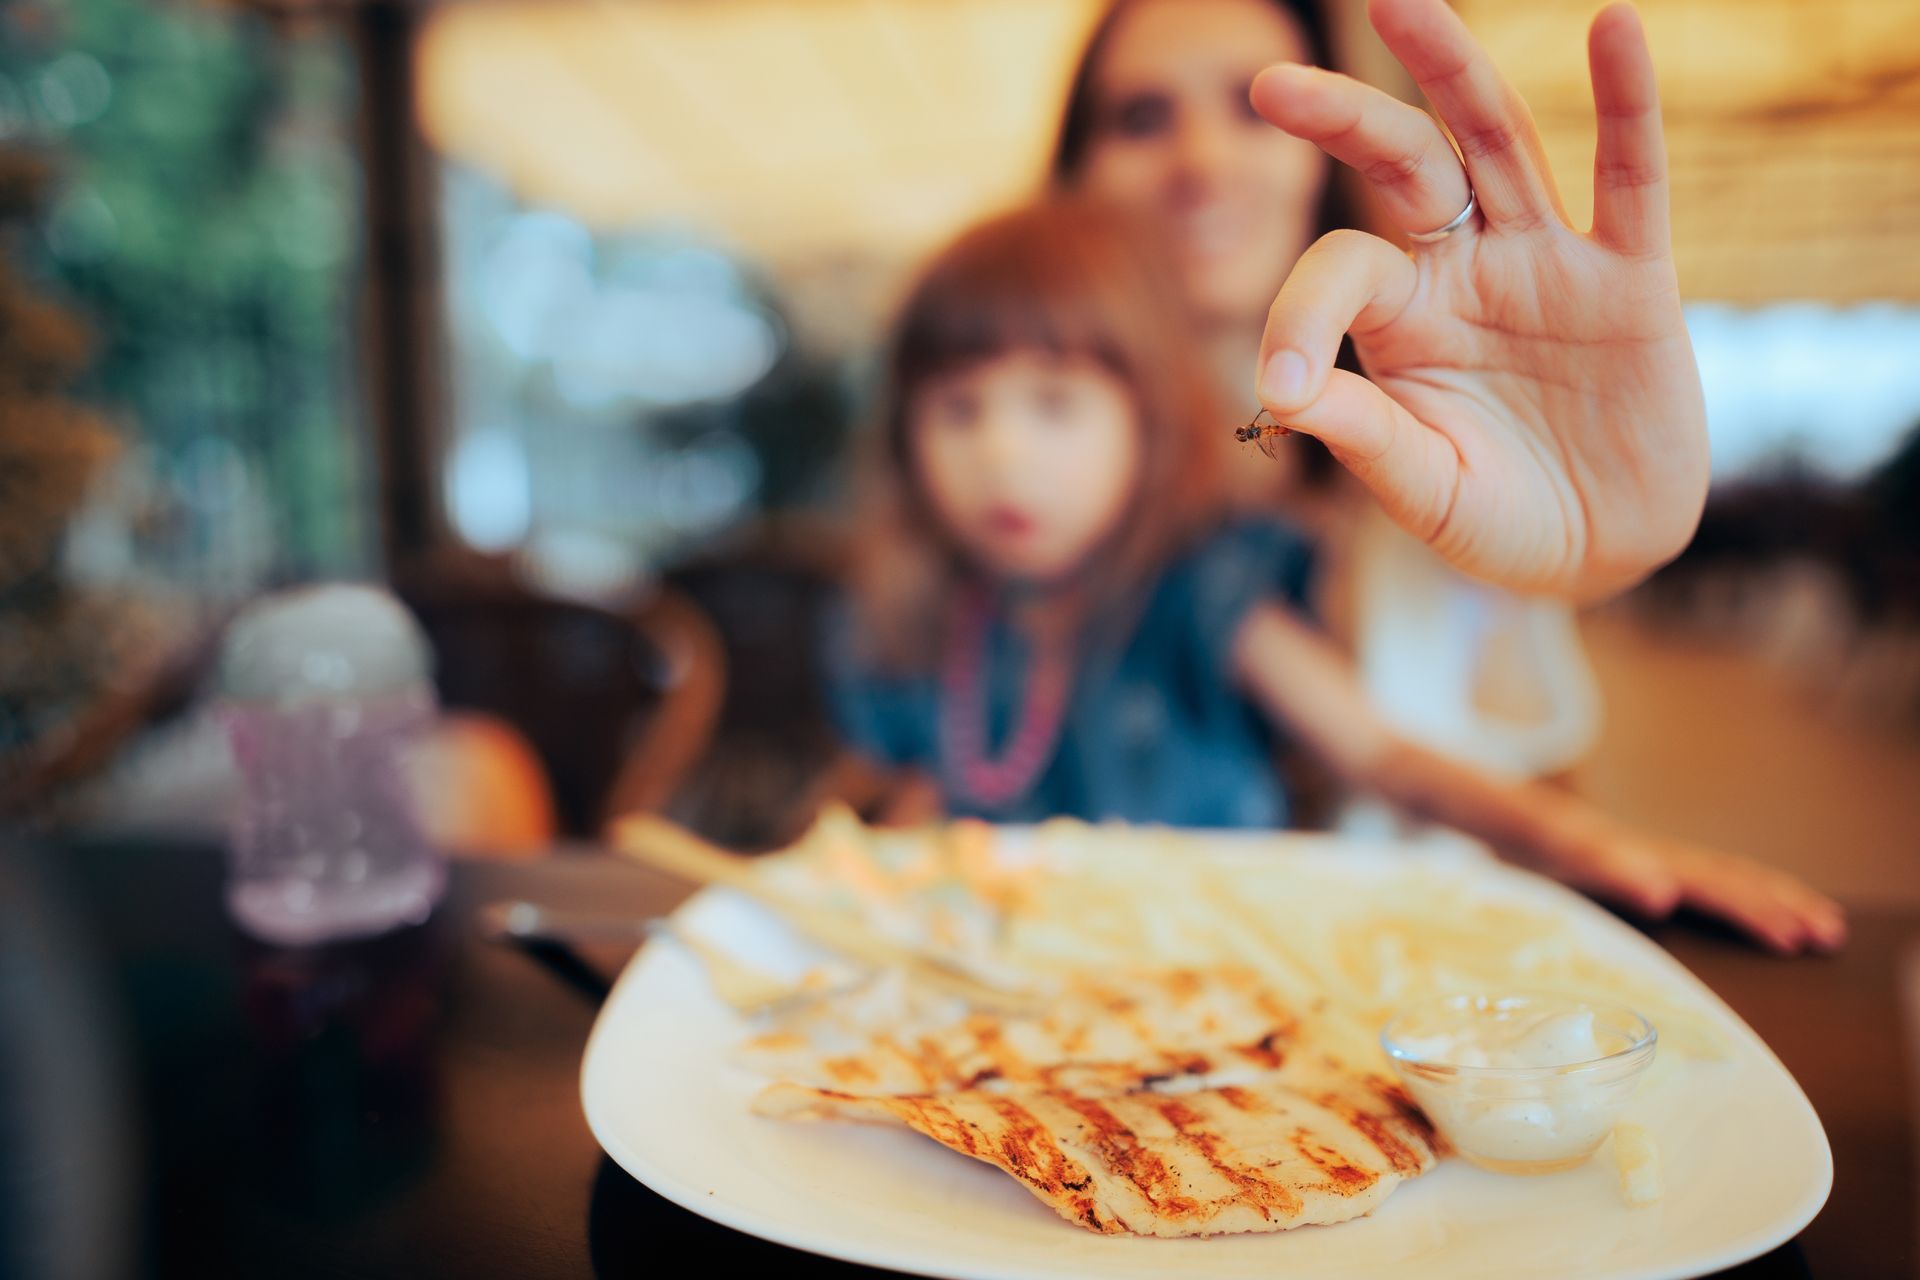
[939,585,1073,809]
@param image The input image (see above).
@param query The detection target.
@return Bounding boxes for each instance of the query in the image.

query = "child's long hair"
[851,196,1226,672]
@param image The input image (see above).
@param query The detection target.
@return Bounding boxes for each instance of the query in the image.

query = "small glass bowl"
[1381,993,1656,1174]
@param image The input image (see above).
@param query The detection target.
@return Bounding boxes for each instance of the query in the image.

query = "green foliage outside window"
[1,0,367,592]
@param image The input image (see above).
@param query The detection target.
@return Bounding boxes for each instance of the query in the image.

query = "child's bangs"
[892,224,1126,385]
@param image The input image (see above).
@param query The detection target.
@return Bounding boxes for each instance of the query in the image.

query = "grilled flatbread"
[745,968,1444,1237]
[740,967,1326,1095]
[755,1067,1442,1237]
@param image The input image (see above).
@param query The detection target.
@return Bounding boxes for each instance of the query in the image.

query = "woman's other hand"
[1545,816,1849,955]
[1249,0,1708,601]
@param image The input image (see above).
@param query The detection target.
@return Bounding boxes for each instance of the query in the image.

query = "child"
[824,196,1843,956]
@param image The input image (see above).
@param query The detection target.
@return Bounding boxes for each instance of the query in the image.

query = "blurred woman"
[1054,0,1711,605]
[1051,0,1343,492]
[1049,0,1606,790]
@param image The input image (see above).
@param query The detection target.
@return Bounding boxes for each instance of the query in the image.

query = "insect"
[1233,408,1292,459]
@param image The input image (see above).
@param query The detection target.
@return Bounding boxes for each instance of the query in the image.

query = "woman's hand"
[1249,0,1708,601]
[1228,602,1844,956]
[1544,816,1848,955]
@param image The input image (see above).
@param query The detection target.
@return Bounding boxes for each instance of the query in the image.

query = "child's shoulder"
[1124,514,1319,665]
[1182,513,1316,563]
[1162,513,1317,606]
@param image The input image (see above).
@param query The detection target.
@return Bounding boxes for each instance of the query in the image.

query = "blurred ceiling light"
[616,244,742,294]
[481,211,597,361]
[642,435,761,535]
[479,208,781,407]
[519,526,644,603]
[446,427,534,551]
[549,285,780,409]
[417,0,1103,268]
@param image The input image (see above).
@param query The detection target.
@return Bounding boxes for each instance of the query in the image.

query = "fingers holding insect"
[1249,63,1470,244]
[1256,228,1417,415]
[1236,409,1292,458]
[1264,368,1463,543]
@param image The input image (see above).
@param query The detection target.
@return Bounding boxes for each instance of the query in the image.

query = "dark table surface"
[9,833,1917,1279]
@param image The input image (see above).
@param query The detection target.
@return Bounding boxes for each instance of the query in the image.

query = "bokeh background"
[2,0,1917,896]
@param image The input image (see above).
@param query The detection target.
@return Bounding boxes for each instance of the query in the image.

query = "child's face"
[910,349,1141,585]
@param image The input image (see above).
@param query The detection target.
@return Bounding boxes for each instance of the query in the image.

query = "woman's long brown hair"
[850,196,1226,673]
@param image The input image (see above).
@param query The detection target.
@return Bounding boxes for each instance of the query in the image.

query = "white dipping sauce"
[1386,1001,1651,1172]
[1393,1008,1604,1070]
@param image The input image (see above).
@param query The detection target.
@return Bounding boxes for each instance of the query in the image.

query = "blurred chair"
[394,554,725,848]
[661,517,851,850]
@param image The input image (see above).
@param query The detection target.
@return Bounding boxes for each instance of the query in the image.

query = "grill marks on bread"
[747,968,1308,1097]
[754,1074,1440,1236]
[748,969,1443,1237]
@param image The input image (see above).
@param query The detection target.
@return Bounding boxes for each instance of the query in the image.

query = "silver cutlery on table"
[479,899,872,1016]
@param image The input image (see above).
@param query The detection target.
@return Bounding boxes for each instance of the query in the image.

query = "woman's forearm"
[1362,738,1601,872]
[1230,599,1632,878]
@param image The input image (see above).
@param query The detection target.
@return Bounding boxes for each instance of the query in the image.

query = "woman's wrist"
[1373,738,1607,872]
[1513,788,1618,872]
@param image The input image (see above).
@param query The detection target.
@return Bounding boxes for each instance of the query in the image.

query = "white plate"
[581,834,1831,1280]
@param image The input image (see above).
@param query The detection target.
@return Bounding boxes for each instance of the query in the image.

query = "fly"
[1234,408,1292,459]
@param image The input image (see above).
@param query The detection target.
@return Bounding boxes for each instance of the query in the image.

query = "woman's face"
[1072,0,1328,330]
[909,349,1141,586]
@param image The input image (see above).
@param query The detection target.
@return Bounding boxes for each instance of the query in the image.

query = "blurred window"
[1692,303,1920,485]
[419,0,1102,599]
[3,0,368,606]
